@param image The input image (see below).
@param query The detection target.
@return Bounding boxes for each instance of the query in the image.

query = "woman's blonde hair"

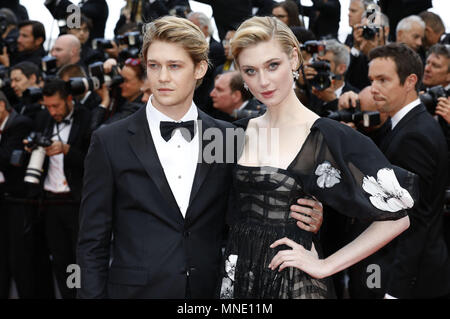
[141,15,209,66]
[231,16,303,69]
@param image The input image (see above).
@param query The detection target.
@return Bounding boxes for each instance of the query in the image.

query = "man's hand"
[435,96,450,124]
[0,47,10,67]
[291,198,323,234]
[45,141,70,156]
[338,90,359,110]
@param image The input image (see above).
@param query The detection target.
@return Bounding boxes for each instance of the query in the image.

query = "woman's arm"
[269,215,410,279]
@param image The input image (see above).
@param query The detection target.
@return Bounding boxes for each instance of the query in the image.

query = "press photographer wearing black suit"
[10,61,44,121]
[0,91,54,298]
[346,10,390,91]
[9,20,46,68]
[29,79,91,299]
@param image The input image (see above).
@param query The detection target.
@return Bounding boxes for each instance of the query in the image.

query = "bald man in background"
[51,34,85,72]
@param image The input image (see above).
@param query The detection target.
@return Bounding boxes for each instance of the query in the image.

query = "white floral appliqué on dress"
[362,168,414,212]
[315,161,341,188]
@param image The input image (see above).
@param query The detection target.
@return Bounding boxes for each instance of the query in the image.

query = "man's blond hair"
[141,15,209,66]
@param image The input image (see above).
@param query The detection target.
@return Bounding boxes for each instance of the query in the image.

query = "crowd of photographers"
[0,0,449,299]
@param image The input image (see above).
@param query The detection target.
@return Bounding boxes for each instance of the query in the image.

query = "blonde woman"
[219,16,416,299]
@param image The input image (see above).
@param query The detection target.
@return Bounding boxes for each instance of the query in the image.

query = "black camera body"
[360,25,381,40]
[309,60,332,91]
[420,85,450,113]
[92,38,114,51]
[22,87,43,105]
[116,31,142,63]
[22,132,53,184]
[326,101,381,128]
[25,132,52,150]
[41,56,58,77]
[66,61,124,96]
[301,40,326,57]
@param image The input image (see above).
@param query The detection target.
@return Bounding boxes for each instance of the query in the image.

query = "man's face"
[67,23,90,45]
[43,93,72,123]
[51,38,73,67]
[348,0,365,27]
[17,25,40,52]
[10,69,36,98]
[369,57,414,117]
[396,22,424,52]
[423,53,450,87]
[210,73,236,112]
[146,40,206,111]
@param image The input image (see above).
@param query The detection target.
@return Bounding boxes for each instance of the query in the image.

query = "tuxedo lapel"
[67,109,80,145]
[381,103,425,154]
[127,107,183,223]
[187,110,215,209]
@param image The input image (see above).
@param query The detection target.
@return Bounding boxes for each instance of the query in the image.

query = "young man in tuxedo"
[77,16,324,299]
[353,43,450,299]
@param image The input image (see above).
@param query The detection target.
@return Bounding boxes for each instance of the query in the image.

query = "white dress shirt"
[43,111,73,193]
[391,98,421,130]
[146,96,199,218]
[0,115,9,184]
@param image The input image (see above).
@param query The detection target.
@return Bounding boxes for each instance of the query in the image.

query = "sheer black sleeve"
[290,118,418,222]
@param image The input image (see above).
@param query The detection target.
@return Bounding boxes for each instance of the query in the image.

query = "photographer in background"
[45,0,108,42]
[296,0,341,39]
[302,39,357,116]
[10,20,46,68]
[0,90,54,299]
[28,79,91,299]
[50,34,85,73]
[395,15,425,62]
[346,9,390,91]
[10,61,44,121]
[90,57,144,130]
[0,9,19,67]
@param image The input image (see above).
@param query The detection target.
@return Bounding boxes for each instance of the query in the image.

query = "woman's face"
[120,65,144,101]
[272,7,289,26]
[237,39,298,108]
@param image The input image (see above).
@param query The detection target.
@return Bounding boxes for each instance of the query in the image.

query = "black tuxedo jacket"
[378,103,450,298]
[0,110,32,196]
[34,106,92,200]
[77,106,236,298]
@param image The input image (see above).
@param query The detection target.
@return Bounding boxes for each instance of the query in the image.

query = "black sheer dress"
[220,118,417,299]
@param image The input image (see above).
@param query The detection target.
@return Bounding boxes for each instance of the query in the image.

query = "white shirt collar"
[237,100,249,111]
[391,98,421,129]
[334,82,345,98]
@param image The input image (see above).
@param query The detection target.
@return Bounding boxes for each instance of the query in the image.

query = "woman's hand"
[268,237,329,279]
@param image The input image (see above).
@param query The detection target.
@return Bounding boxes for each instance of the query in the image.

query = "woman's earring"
[244,82,249,90]
[292,70,299,81]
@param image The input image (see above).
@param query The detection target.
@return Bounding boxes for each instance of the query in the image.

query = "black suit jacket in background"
[0,110,32,196]
[34,106,92,201]
[378,103,450,298]
[77,106,236,298]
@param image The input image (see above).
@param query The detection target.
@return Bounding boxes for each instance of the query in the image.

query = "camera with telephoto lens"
[420,85,450,114]
[66,61,124,96]
[117,31,142,64]
[23,132,53,184]
[41,56,58,77]
[22,87,43,105]
[309,60,332,91]
[92,38,115,51]
[301,40,326,57]
[0,13,16,55]
[326,100,381,128]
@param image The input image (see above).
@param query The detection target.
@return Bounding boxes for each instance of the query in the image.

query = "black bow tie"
[160,120,196,142]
